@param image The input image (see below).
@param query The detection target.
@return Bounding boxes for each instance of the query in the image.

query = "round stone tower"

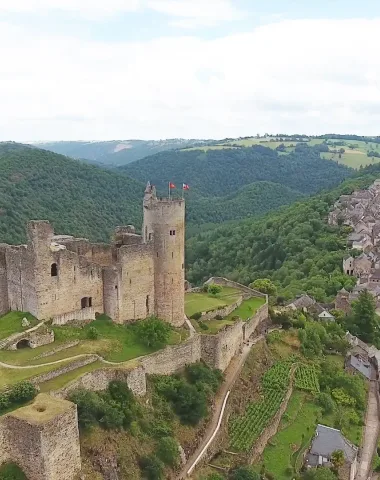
[143,183,185,327]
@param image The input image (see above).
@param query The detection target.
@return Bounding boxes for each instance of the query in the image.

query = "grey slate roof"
[309,424,358,463]
[348,355,372,379]
[288,294,315,309]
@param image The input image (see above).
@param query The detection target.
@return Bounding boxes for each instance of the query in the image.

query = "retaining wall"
[201,296,243,321]
[53,365,146,398]
[30,356,98,385]
[205,277,267,300]
[243,303,269,340]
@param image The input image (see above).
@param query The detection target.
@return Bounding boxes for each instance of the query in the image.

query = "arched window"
[51,263,58,277]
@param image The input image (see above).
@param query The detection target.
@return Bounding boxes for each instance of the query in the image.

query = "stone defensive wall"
[53,365,147,399]
[205,276,267,300]
[30,356,98,386]
[200,295,243,321]
[0,394,81,480]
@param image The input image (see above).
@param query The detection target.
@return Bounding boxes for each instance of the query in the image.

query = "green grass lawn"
[184,287,240,317]
[0,315,187,366]
[0,311,39,340]
[39,360,105,392]
[0,463,27,479]
[225,296,266,321]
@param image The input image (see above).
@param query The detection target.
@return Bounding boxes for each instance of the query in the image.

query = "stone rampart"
[205,277,267,300]
[0,394,81,480]
[200,296,243,321]
[53,365,146,398]
[30,356,98,385]
[243,303,269,340]
[52,306,96,325]
[2,325,54,351]
[141,335,202,375]
[201,321,244,372]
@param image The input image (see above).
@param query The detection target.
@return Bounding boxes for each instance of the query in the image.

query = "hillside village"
[329,179,380,312]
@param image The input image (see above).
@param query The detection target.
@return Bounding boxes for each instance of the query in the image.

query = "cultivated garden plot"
[229,360,320,453]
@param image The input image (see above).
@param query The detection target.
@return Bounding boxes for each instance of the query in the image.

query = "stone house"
[318,310,335,321]
[335,288,351,314]
[286,294,315,312]
[306,424,358,480]
[0,184,185,327]
[345,354,373,380]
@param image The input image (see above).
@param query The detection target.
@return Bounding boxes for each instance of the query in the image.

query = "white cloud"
[147,0,243,28]
[0,0,141,16]
[1,18,380,140]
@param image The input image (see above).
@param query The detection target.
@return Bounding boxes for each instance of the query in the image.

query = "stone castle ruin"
[0,183,185,327]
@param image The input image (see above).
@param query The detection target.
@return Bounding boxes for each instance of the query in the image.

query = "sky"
[1,0,380,141]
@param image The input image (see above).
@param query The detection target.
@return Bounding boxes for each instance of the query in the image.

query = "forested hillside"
[186,167,380,302]
[186,181,304,225]
[122,144,351,197]
[0,143,143,244]
[35,139,210,166]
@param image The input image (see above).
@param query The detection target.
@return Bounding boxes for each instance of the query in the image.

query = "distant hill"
[33,139,212,166]
[0,143,144,244]
[122,144,352,197]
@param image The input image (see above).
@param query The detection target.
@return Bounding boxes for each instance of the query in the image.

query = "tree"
[250,278,277,296]
[135,316,171,348]
[230,466,260,480]
[156,436,180,467]
[139,455,164,480]
[350,290,378,342]
[87,326,99,340]
[331,450,345,469]
[208,284,222,296]
[302,467,337,480]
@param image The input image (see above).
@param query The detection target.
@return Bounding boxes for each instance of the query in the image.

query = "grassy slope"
[184,287,240,317]
[0,311,38,340]
[0,143,144,244]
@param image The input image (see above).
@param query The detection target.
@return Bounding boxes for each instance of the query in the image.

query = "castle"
[0,183,185,327]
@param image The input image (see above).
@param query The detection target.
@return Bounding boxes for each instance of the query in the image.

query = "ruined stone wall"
[143,198,185,327]
[205,277,267,300]
[142,335,201,374]
[30,356,98,385]
[0,246,9,315]
[6,245,38,317]
[116,242,155,323]
[243,303,269,340]
[53,365,146,398]
[52,306,96,325]
[6,328,55,350]
[201,321,244,372]
[200,296,243,321]
[26,221,104,321]
[0,394,81,480]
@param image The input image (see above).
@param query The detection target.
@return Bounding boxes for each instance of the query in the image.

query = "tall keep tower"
[143,183,185,327]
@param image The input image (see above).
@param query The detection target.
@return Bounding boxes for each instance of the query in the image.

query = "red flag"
[169,182,176,189]
[182,183,190,190]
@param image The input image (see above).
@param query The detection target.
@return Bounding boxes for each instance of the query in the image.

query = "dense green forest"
[186,181,304,225]
[122,144,351,197]
[35,138,210,166]
[186,167,380,302]
[0,143,144,244]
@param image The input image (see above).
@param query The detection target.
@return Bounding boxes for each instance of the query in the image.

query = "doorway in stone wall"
[16,339,30,349]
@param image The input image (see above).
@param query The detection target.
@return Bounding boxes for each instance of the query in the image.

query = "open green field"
[0,315,187,366]
[322,139,380,168]
[0,311,39,340]
[225,296,266,321]
[184,287,240,317]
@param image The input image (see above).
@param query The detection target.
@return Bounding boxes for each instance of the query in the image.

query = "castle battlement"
[0,188,185,327]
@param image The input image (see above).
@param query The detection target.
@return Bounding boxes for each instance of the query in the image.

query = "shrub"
[87,326,99,340]
[199,321,209,331]
[8,381,37,404]
[230,466,260,480]
[191,312,202,320]
[139,455,164,480]
[316,392,335,414]
[108,380,134,405]
[134,316,171,348]
[156,436,180,467]
[150,418,173,438]
[186,362,223,394]
[208,284,222,296]
[214,315,223,320]
[202,283,209,292]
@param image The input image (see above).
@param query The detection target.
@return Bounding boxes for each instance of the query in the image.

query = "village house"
[306,424,358,480]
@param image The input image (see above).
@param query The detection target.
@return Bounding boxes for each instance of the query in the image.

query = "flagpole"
[168,181,170,200]
[182,185,184,200]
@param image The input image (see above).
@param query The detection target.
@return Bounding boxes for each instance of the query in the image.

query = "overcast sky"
[1,0,380,141]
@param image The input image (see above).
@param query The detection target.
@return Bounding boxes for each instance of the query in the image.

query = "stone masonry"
[0,184,185,327]
[0,394,81,480]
